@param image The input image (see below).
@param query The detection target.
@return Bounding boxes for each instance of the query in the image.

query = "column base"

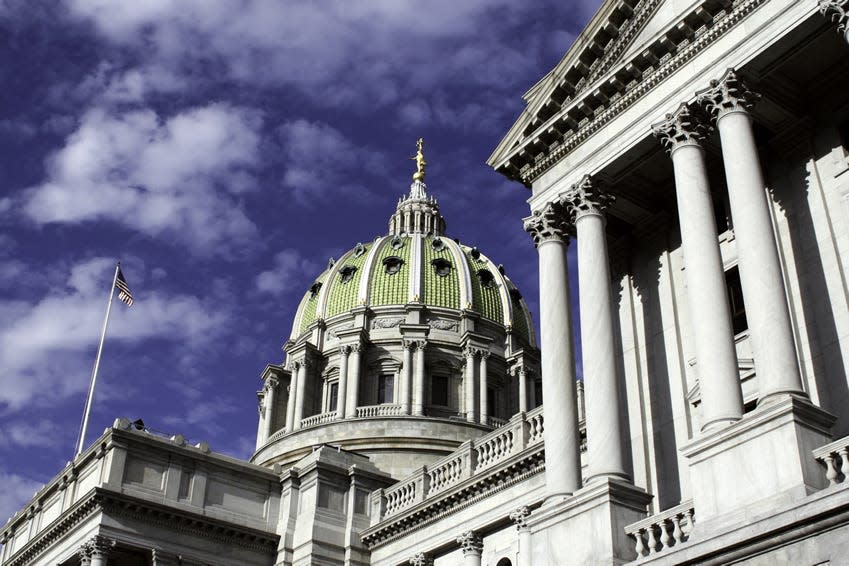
[682,396,835,522]
[529,478,652,565]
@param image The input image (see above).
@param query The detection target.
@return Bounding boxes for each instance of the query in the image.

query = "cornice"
[491,0,769,186]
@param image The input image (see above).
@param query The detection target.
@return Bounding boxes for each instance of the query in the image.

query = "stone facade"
[4,1,849,565]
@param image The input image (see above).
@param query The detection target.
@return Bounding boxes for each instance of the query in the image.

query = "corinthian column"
[652,104,744,430]
[524,201,582,497]
[262,376,279,441]
[510,506,532,566]
[516,366,529,413]
[463,347,478,423]
[401,340,413,415]
[456,531,483,566]
[337,346,351,419]
[79,535,115,566]
[285,367,297,432]
[819,0,849,44]
[345,343,364,418]
[698,69,805,403]
[479,350,490,424]
[562,175,628,481]
[413,340,427,416]
[293,359,309,430]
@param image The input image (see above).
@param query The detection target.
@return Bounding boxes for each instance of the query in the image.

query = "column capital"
[652,103,710,153]
[408,552,433,566]
[264,376,279,392]
[456,530,483,555]
[523,200,571,248]
[509,505,531,530]
[463,345,478,359]
[819,1,849,34]
[410,339,427,351]
[350,342,365,353]
[339,344,352,356]
[696,68,760,121]
[479,349,491,360]
[79,535,116,560]
[561,174,614,221]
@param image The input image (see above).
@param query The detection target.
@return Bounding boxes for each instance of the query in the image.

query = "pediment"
[489,0,724,183]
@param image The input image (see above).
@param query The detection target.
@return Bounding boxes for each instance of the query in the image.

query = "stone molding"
[523,200,571,247]
[372,317,405,329]
[497,0,768,184]
[652,103,710,153]
[696,68,761,121]
[79,535,115,561]
[408,552,434,566]
[819,0,849,33]
[456,530,483,555]
[561,174,614,221]
[510,505,531,531]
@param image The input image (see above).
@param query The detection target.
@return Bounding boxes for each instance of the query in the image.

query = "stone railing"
[624,500,695,558]
[372,407,544,522]
[356,404,403,417]
[813,435,849,486]
[485,416,509,428]
[300,411,337,428]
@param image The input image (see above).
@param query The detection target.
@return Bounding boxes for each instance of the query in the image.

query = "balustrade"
[624,500,695,558]
[356,404,403,417]
[813,435,849,486]
[299,411,337,428]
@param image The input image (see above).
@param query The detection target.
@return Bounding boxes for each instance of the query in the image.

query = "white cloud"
[20,104,262,255]
[256,249,319,296]
[0,470,43,525]
[0,257,230,411]
[278,120,385,203]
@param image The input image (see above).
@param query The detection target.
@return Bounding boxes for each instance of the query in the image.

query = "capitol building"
[4,1,849,564]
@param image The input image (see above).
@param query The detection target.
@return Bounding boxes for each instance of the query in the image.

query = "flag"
[116,267,134,307]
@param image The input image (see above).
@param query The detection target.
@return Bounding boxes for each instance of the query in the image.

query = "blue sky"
[0,0,600,521]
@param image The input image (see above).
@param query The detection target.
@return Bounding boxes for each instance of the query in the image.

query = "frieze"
[328,322,354,340]
[428,319,459,332]
[371,317,405,329]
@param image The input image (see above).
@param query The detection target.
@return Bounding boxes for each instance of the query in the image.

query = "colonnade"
[527,68,807,502]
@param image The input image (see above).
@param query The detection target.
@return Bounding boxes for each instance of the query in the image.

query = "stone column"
[456,531,483,566]
[285,368,297,432]
[345,343,364,418]
[262,376,279,441]
[255,393,266,449]
[510,506,532,566]
[336,346,350,419]
[819,0,849,44]
[463,347,478,423]
[562,176,629,481]
[479,351,490,424]
[408,552,433,566]
[652,104,744,430]
[401,340,413,415]
[413,340,427,416]
[524,201,582,497]
[79,535,115,566]
[698,69,806,404]
[293,359,309,430]
[517,367,529,413]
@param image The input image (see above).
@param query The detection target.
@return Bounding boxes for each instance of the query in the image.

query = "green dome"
[291,179,536,345]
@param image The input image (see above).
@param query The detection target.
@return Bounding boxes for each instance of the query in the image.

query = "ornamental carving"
[651,103,710,153]
[328,322,354,339]
[339,345,351,356]
[696,68,760,121]
[561,175,614,221]
[820,0,849,33]
[408,553,433,566]
[428,319,459,332]
[510,505,531,530]
[523,200,571,248]
[456,530,483,554]
[79,535,115,560]
[410,339,428,351]
[372,317,404,329]
[264,376,279,392]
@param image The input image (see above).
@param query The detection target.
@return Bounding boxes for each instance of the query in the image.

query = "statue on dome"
[411,137,427,181]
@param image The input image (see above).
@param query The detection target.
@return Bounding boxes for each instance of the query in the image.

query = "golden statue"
[411,138,426,181]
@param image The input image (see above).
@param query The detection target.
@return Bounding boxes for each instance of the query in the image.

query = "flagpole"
[76,262,121,457]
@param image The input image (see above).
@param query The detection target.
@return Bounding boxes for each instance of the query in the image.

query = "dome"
[253,140,540,479]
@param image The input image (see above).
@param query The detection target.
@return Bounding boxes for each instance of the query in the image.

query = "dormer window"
[509,288,523,301]
[431,258,452,277]
[390,236,404,250]
[353,243,366,257]
[431,238,445,252]
[477,269,495,288]
[309,282,322,298]
[383,256,405,275]
[339,265,357,283]
[470,247,481,260]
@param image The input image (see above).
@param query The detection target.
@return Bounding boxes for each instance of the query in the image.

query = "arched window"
[496,559,512,566]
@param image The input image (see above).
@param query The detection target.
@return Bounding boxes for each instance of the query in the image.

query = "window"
[339,265,357,283]
[309,281,322,298]
[431,258,452,277]
[328,382,338,412]
[318,483,346,511]
[477,269,495,288]
[390,236,404,249]
[378,374,394,404]
[725,266,748,335]
[383,256,405,275]
[432,374,449,406]
[431,238,445,251]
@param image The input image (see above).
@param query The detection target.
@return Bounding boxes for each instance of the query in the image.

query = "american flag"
[116,267,134,307]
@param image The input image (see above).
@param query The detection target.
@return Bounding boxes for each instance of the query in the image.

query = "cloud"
[256,249,320,297]
[19,104,262,255]
[0,257,230,411]
[278,119,385,203]
[0,470,43,525]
